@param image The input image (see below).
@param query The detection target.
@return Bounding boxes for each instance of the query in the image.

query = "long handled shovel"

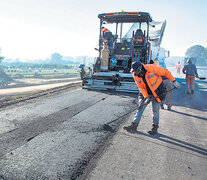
[198,77,206,80]
[102,83,182,132]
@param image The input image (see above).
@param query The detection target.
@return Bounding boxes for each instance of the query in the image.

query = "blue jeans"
[160,79,173,106]
[133,97,160,127]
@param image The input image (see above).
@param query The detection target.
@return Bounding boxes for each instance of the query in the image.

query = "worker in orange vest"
[123,61,181,135]
[150,60,173,110]
[101,27,111,38]
[101,27,109,32]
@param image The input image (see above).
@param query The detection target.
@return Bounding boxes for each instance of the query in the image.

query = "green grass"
[6,68,79,79]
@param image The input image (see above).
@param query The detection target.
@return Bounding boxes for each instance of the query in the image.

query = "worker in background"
[80,67,86,80]
[123,61,181,135]
[88,67,93,75]
[101,27,110,33]
[92,64,95,73]
[101,27,111,39]
[150,60,173,111]
[182,58,199,94]
[176,61,182,74]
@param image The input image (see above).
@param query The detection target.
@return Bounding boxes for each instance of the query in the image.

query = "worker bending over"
[124,61,180,135]
[149,60,173,111]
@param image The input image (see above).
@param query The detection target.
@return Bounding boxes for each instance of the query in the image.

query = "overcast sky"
[0,0,206,61]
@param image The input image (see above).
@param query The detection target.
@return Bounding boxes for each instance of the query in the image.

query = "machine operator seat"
[104,31,113,39]
[103,31,114,48]
[134,29,143,38]
[134,29,145,45]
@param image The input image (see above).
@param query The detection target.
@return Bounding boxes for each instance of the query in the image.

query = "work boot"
[148,124,158,135]
[123,122,138,132]
[187,91,190,94]
[191,90,194,94]
[160,104,164,109]
[167,105,172,111]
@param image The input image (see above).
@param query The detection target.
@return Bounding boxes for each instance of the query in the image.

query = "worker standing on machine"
[101,27,111,40]
[80,67,86,80]
[123,61,181,135]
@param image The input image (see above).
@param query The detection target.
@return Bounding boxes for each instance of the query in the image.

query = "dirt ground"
[0,77,81,98]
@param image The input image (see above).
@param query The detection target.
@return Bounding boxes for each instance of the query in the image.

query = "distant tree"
[0,56,3,63]
[185,45,207,65]
[50,53,63,64]
[0,48,5,63]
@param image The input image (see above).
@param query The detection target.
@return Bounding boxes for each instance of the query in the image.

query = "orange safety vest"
[101,27,111,39]
[133,64,175,102]
[101,27,109,32]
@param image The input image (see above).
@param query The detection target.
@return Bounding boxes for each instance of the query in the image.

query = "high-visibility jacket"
[101,27,111,40]
[101,27,109,32]
[133,64,175,102]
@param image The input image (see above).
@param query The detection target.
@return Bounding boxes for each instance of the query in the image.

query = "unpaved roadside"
[0,80,81,96]
[0,77,80,97]
[0,77,82,109]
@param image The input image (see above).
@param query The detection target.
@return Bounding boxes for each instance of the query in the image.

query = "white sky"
[0,0,206,61]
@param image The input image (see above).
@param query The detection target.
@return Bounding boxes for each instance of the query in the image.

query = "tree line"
[1,46,207,66]
[1,62,76,70]
[185,45,207,65]
[0,49,4,63]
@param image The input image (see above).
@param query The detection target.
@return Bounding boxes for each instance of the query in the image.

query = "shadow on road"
[121,131,207,159]
[170,109,207,121]
[172,78,207,112]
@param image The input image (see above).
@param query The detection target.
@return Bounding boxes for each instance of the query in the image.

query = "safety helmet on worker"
[131,61,143,72]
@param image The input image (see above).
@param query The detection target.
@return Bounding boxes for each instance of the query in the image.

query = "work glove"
[144,97,151,105]
[173,81,181,89]
[138,97,150,110]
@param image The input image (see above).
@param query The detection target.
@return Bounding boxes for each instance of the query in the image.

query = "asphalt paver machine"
[83,11,165,93]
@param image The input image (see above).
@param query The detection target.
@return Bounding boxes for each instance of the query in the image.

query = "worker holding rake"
[124,61,181,135]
